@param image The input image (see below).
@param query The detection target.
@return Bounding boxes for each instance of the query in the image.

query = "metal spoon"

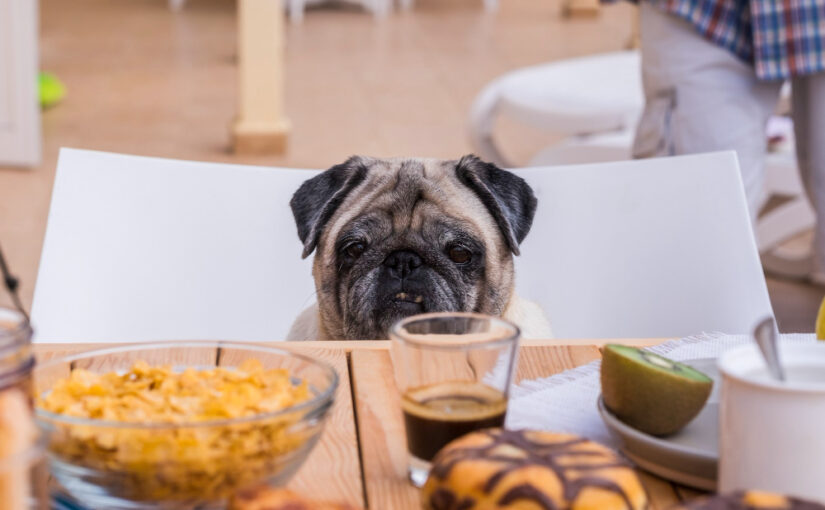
[753,316,785,381]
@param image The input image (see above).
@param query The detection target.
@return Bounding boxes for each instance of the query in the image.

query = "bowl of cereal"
[34,342,338,510]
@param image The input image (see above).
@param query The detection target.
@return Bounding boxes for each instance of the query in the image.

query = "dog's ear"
[290,157,369,259]
[455,155,537,256]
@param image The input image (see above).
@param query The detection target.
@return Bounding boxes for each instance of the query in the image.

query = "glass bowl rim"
[0,306,33,351]
[390,312,521,350]
[34,340,339,430]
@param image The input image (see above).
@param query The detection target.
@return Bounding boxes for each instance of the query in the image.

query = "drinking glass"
[389,312,520,487]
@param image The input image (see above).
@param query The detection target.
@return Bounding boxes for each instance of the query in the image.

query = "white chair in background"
[32,149,771,342]
[470,50,812,280]
[511,151,774,338]
[32,149,321,343]
[399,0,498,11]
[286,0,392,24]
[469,51,644,167]
[169,0,392,24]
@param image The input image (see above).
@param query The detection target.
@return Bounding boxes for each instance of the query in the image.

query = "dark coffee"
[401,382,507,461]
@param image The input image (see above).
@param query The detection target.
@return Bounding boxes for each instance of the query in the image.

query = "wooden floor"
[0,0,820,332]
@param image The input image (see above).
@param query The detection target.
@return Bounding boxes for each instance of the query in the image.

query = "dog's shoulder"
[286,303,324,341]
[503,294,553,339]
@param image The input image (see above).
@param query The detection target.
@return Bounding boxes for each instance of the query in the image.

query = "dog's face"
[290,155,537,340]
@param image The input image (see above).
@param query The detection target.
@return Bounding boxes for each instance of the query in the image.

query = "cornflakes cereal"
[39,360,319,502]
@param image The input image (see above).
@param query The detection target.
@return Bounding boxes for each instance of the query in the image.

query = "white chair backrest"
[32,149,322,343]
[33,149,771,342]
[512,151,773,338]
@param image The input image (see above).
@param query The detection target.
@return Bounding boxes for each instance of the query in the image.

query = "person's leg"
[791,73,825,274]
[634,2,783,220]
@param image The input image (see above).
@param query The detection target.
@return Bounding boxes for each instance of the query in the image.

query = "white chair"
[470,51,811,280]
[512,151,774,338]
[33,149,771,342]
[399,0,498,11]
[523,124,816,281]
[286,0,392,24]
[32,148,322,343]
[169,0,392,24]
[469,51,644,167]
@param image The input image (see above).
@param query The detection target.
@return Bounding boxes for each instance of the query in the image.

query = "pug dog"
[286,155,552,340]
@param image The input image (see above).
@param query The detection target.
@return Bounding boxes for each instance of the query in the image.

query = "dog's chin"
[343,282,465,339]
[348,292,431,339]
[389,301,424,316]
[377,294,426,329]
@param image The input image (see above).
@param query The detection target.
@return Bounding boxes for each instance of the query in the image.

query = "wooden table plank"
[351,349,419,509]
[35,344,105,362]
[220,345,365,506]
[33,343,364,508]
[351,344,683,509]
[515,344,602,383]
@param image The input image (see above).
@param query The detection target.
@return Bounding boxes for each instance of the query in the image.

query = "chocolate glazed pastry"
[421,428,649,510]
[675,491,825,510]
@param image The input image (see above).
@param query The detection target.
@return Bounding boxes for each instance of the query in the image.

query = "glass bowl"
[34,342,338,510]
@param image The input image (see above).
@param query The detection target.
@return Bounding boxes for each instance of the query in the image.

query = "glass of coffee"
[390,312,520,487]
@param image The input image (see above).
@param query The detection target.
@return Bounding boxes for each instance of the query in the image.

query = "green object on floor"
[39,71,66,109]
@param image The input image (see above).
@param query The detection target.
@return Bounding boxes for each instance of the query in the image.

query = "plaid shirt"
[620,0,825,80]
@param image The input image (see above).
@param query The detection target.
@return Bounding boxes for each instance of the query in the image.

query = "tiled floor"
[0,0,820,333]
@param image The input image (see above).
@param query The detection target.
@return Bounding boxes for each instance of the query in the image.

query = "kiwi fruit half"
[600,344,713,437]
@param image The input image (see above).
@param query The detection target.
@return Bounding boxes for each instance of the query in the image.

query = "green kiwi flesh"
[600,344,713,437]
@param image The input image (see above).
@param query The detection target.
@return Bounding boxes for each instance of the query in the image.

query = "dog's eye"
[344,242,367,259]
[448,246,471,264]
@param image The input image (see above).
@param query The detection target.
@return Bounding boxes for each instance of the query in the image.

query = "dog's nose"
[383,250,423,279]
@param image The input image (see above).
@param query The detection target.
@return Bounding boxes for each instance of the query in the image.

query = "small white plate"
[597,357,719,491]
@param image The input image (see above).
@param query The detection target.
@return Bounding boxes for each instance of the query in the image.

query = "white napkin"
[506,333,817,447]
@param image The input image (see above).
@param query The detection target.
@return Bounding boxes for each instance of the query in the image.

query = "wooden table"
[36,339,705,509]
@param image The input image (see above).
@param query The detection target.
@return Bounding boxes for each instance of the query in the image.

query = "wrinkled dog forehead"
[290,154,537,259]
[324,157,494,242]
[347,156,465,197]
[333,158,489,217]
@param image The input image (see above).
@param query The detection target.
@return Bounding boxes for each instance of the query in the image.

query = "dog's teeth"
[396,292,407,299]
[414,295,423,303]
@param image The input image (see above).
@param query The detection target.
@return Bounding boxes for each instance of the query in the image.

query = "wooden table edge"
[33,338,673,354]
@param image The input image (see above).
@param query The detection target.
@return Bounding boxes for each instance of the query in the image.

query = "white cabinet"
[0,0,41,167]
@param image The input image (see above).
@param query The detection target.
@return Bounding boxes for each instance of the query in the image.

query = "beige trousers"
[636,2,825,270]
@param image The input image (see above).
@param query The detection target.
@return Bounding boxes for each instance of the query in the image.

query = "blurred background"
[0,0,820,331]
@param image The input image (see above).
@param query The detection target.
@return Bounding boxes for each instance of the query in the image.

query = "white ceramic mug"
[718,343,825,503]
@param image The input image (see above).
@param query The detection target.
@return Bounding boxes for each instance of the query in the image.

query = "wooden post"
[627,4,640,49]
[562,0,601,17]
[232,0,290,154]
